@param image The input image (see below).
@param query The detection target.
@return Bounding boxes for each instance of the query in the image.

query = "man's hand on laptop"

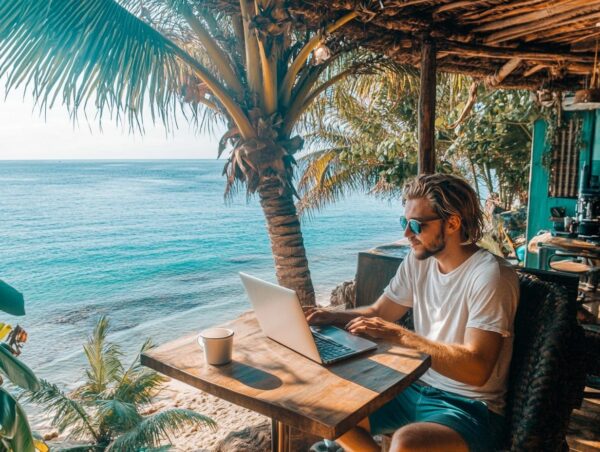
[304,307,338,325]
[345,316,408,342]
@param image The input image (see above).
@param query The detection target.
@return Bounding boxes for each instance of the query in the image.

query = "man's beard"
[413,230,446,260]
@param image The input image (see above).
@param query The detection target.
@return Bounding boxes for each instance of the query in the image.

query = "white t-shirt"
[384,248,519,415]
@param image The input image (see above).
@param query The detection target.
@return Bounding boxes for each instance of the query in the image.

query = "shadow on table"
[228,361,283,390]
[327,348,425,393]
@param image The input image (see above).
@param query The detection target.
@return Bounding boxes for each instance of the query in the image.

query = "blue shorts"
[369,382,505,452]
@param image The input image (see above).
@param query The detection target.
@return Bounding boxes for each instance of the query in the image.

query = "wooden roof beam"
[526,59,593,71]
[439,40,594,63]
[436,63,544,89]
[434,0,497,17]
[484,6,600,43]
[568,30,600,44]
[564,63,596,74]
[473,0,591,32]
[523,64,547,77]
[461,0,549,23]
[523,20,599,42]
[572,33,600,51]
[395,0,440,9]
[485,57,522,87]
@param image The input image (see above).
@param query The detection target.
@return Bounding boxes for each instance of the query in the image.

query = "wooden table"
[141,312,431,451]
[537,236,600,270]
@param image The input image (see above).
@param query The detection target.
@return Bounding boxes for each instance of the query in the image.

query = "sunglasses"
[399,215,442,235]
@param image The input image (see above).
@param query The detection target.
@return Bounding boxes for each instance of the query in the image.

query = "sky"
[0,85,224,160]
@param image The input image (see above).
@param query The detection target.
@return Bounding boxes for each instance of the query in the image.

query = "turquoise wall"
[592,111,600,176]
[525,111,596,267]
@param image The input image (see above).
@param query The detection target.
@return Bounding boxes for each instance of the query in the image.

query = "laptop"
[239,272,377,365]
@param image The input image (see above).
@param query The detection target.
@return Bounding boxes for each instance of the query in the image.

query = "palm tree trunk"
[258,177,316,306]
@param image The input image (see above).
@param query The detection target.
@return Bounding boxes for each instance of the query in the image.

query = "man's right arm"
[305,293,410,326]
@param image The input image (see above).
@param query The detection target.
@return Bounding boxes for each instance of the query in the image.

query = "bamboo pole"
[418,34,436,175]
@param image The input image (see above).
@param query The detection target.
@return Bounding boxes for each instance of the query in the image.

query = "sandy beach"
[142,379,271,451]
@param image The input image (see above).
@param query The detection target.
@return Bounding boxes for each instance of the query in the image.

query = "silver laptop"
[239,272,377,365]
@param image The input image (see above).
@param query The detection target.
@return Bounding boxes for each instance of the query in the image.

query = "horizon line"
[0,157,222,161]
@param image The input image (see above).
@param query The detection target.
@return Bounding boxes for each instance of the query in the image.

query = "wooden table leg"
[271,419,290,452]
[271,419,322,451]
[271,419,278,451]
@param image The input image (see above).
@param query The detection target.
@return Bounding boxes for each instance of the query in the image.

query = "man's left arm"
[346,318,502,386]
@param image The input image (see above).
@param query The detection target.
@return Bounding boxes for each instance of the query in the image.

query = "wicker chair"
[500,272,586,451]
[380,271,587,452]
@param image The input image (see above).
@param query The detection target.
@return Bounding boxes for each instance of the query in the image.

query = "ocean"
[0,160,403,387]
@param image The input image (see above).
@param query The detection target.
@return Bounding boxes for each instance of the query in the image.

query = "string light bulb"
[312,43,332,65]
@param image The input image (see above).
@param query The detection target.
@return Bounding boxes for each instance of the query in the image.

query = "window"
[548,118,582,198]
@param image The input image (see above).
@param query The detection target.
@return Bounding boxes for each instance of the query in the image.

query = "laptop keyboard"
[313,333,354,362]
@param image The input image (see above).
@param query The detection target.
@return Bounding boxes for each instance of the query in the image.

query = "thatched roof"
[289,0,600,90]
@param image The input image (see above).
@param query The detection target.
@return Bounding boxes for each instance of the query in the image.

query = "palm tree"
[0,1,383,305]
[25,316,215,450]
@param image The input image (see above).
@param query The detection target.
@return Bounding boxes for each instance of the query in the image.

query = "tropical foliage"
[448,89,539,209]
[25,316,215,451]
[297,70,539,213]
[0,0,391,305]
[296,67,421,213]
[0,280,45,452]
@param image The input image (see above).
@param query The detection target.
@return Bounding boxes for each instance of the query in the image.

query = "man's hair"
[402,173,484,244]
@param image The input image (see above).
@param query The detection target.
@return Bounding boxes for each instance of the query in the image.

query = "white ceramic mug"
[198,328,234,365]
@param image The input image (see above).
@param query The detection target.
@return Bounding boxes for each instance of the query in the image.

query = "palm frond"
[105,338,166,411]
[279,11,358,107]
[0,0,225,133]
[24,379,98,441]
[297,164,381,216]
[296,148,339,191]
[95,399,142,434]
[118,338,153,383]
[106,409,216,451]
[115,370,166,407]
[81,317,122,397]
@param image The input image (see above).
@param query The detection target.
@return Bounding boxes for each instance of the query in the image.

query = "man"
[306,174,519,452]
